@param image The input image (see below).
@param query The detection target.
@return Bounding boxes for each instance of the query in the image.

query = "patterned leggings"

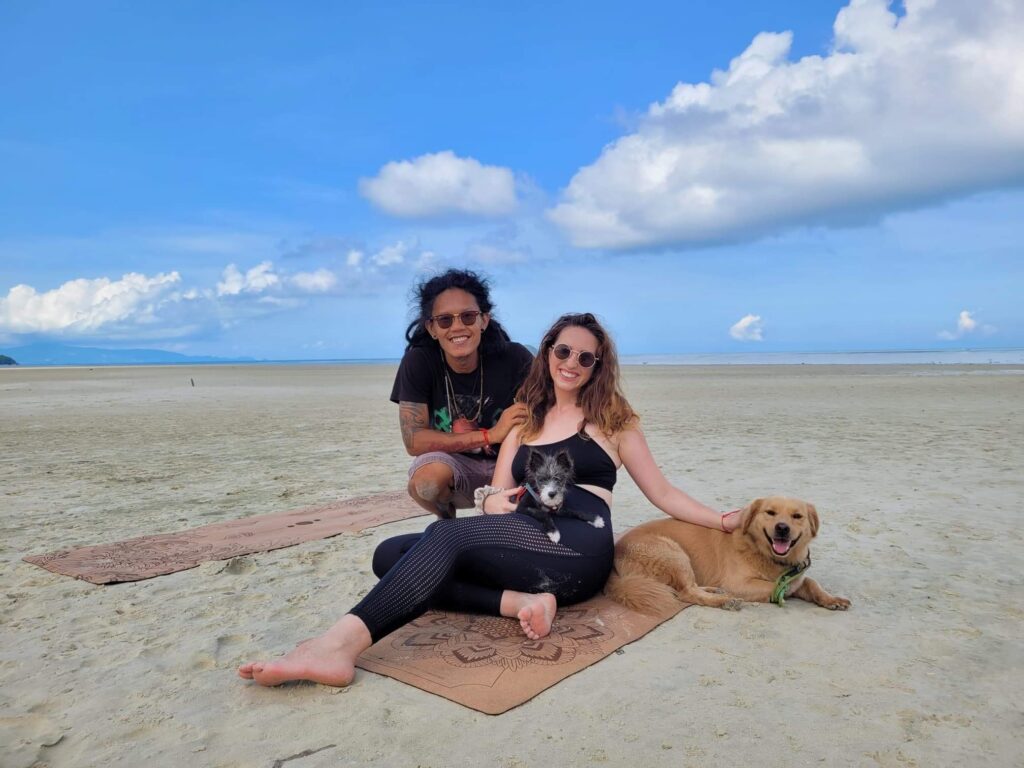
[350,511,613,643]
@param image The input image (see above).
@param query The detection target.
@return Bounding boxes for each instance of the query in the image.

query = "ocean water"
[619,349,1024,366]
[6,349,1024,369]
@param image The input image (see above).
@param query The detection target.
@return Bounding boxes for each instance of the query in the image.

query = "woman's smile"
[548,326,598,392]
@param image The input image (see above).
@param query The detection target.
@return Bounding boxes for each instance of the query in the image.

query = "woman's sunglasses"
[429,311,482,329]
[551,343,599,368]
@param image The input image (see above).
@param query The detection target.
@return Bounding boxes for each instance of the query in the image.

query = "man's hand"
[491,402,528,443]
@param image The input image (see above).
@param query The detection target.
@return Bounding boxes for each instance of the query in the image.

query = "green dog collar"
[770,555,812,606]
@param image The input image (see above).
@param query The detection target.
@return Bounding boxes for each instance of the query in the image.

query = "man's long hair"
[404,268,511,354]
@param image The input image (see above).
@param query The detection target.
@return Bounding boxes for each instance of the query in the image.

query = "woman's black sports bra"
[511,431,618,492]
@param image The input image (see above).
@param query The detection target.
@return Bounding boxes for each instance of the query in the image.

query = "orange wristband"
[481,428,492,454]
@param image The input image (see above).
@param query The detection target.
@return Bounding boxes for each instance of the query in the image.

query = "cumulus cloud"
[0,272,182,335]
[359,150,518,218]
[371,241,409,266]
[289,269,337,293]
[730,314,764,341]
[0,238,438,344]
[548,0,1024,249]
[938,309,996,340]
[216,261,281,296]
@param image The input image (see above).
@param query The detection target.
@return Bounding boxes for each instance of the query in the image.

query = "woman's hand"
[490,403,528,444]
[483,487,524,514]
[720,509,742,533]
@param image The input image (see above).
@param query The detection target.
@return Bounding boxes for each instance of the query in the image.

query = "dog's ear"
[741,498,764,535]
[528,448,546,473]
[806,502,820,537]
[554,447,574,473]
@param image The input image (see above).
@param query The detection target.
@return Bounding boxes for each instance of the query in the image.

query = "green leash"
[770,555,811,606]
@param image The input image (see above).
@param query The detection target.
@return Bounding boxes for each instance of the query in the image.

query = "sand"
[2,363,1022,767]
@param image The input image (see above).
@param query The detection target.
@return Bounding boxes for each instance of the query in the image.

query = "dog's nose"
[774,522,790,537]
[546,490,557,499]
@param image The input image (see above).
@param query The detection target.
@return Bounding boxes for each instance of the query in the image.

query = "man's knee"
[408,463,454,503]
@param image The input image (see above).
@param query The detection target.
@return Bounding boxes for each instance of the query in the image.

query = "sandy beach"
[2,362,1022,767]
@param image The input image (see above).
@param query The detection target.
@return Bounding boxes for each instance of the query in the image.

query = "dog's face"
[526,448,574,510]
[740,496,819,564]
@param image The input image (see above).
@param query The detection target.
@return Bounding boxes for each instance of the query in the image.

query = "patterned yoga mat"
[356,594,688,715]
[23,491,427,584]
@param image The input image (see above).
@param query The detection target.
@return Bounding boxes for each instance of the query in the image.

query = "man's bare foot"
[237,614,372,687]
[500,591,557,640]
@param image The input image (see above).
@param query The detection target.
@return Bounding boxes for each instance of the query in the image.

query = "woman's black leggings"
[350,507,613,643]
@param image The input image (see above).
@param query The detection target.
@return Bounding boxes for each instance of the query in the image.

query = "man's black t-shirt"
[390,343,534,454]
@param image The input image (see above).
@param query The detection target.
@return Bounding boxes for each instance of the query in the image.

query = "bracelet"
[481,428,493,455]
[473,485,506,513]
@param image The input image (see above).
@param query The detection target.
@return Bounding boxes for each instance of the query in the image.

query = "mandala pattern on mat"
[394,606,613,671]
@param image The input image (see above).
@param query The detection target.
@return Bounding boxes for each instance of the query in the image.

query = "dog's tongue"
[772,538,791,555]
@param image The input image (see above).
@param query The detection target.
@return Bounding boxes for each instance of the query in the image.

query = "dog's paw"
[823,596,851,611]
[590,517,605,528]
[547,530,561,544]
[722,599,743,611]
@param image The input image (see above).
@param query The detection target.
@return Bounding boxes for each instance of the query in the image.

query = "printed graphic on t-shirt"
[433,394,494,430]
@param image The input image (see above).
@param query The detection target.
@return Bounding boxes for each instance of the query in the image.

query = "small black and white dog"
[516,447,605,543]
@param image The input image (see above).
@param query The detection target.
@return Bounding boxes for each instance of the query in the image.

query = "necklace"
[442,349,484,427]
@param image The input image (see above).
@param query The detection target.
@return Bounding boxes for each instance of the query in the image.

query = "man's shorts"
[408,452,497,509]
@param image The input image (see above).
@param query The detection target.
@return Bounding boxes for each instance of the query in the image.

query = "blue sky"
[1,0,1022,359]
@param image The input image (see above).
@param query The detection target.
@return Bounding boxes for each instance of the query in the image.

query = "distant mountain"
[1,342,256,366]
[0,354,16,366]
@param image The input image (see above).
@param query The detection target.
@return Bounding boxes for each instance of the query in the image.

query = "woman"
[391,269,533,519]
[239,312,738,687]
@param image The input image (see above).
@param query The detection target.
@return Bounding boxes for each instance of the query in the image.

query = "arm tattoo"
[399,401,429,449]
[399,401,485,454]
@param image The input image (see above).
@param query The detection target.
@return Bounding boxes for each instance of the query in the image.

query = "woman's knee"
[371,533,421,578]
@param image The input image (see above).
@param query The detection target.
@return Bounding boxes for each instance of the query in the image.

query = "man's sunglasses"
[551,343,599,368]
[429,311,482,329]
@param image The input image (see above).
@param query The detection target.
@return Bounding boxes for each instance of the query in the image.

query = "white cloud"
[938,309,996,340]
[217,261,280,296]
[548,0,1024,249]
[289,268,338,293]
[0,272,182,334]
[359,150,518,218]
[730,314,764,341]
[371,241,408,267]
[346,249,364,268]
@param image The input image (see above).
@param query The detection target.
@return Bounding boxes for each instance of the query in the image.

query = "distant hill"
[1,342,256,366]
[0,354,16,366]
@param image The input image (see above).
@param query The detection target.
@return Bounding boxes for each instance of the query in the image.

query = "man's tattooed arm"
[398,401,486,456]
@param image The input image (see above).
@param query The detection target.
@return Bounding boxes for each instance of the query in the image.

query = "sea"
[5,348,1024,368]
[619,349,1024,366]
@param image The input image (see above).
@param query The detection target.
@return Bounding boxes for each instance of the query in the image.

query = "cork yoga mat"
[23,491,427,584]
[356,594,688,715]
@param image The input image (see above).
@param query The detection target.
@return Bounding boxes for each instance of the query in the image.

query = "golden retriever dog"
[605,497,850,614]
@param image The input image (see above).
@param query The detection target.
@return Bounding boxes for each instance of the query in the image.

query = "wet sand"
[2,363,1022,767]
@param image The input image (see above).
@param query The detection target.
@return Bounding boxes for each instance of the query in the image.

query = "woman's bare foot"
[237,614,371,687]
[500,591,557,640]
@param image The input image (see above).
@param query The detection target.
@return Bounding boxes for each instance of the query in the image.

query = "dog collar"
[770,555,812,606]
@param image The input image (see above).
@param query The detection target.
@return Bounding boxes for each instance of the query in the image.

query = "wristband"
[481,428,493,455]
[473,485,506,513]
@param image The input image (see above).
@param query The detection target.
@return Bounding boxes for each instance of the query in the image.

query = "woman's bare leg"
[238,614,372,687]
[500,590,557,641]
